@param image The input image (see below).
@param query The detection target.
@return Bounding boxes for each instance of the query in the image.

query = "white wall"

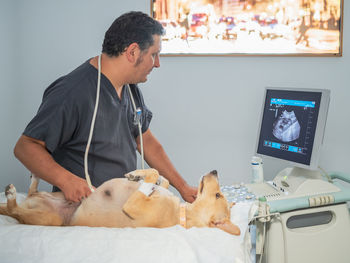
[1,0,349,193]
[0,0,20,189]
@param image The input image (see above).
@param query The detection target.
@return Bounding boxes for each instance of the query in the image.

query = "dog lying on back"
[0,169,240,235]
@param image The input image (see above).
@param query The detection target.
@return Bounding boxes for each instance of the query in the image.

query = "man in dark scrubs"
[14,11,197,203]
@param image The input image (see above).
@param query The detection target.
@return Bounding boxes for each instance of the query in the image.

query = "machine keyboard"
[221,184,256,203]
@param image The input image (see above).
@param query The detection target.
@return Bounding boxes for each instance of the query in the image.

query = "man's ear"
[125,43,141,63]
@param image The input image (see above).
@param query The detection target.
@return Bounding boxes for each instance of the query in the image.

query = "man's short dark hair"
[102,11,165,57]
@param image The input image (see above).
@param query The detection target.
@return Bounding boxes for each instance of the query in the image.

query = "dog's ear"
[210,219,240,236]
[210,170,218,176]
[199,176,204,194]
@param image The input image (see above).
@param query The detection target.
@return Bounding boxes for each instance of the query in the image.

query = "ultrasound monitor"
[256,87,330,170]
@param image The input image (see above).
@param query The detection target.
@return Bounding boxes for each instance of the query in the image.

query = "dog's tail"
[0,203,10,216]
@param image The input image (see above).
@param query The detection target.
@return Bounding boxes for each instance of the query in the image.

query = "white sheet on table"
[0,193,253,263]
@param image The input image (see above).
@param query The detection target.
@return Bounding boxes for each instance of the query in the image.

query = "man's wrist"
[171,177,185,189]
[55,171,74,191]
[176,181,190,195]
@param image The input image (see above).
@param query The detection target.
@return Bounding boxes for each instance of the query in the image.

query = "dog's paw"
[5,184,16,200]
[30,173,40,182]
[125,170,143,182]
[125,169,160,184]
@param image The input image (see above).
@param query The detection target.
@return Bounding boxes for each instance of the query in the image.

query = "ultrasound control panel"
[221,184,256,203]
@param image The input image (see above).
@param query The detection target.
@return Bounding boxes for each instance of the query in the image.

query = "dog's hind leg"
[0,204,9,216]
[5,184,18,212]
[10,208,64,226]
[28,174,40,196]
[0,184,18,217]
[1,184,26,223]
[3,184,63,226]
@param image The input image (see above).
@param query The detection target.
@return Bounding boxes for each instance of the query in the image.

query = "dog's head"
[193,170,240,235]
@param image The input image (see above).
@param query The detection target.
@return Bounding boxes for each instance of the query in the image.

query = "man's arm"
[137,129,197,203]
[14,135,92,202]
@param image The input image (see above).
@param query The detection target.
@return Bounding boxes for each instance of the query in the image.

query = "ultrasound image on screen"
[257,89,322,166]
[272,110,300,142]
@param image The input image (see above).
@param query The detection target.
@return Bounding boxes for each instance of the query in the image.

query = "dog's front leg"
[122,169,160,223]
[125,169,170,189]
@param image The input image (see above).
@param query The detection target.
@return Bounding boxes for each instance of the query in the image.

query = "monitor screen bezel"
[255,87,330,170]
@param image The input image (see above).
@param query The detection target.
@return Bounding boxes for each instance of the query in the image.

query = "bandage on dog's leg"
[138,182,156,196]
[136,169,162,196]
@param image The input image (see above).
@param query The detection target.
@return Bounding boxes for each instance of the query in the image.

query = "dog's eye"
[215,193,221,199]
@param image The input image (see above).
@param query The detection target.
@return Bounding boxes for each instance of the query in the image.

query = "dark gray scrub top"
[23,60,152,190]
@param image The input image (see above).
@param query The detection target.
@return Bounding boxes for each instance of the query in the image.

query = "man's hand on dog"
[60,175,94,203]
[180,183,197,203]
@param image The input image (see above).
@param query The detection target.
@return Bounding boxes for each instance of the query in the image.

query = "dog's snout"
[210,170,218,176]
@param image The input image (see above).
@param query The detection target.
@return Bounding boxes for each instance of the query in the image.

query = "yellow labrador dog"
[0,169,240,235]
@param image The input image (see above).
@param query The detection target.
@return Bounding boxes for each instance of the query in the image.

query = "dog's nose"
[210,170,218,176]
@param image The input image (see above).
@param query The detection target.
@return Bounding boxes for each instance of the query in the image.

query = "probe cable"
[84,55,146,193]
[83,54,102,192]
[127,84,145,170]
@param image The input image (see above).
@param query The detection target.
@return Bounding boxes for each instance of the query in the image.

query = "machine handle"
[328,172,350,184]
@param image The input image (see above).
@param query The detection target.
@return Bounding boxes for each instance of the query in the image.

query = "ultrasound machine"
[223,87,350,263]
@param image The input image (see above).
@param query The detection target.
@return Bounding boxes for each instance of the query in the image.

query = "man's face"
[132,35,161,83]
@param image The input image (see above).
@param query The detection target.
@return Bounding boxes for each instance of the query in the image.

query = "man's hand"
[60,175,94,203]
[138,130,198,203]
[14,135,95,203]
[179,183,197,203]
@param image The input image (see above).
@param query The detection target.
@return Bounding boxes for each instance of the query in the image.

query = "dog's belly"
[70,178,180,228]
[23,192,80,225]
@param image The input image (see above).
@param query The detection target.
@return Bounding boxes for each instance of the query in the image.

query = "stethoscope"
[84,54,145,192]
